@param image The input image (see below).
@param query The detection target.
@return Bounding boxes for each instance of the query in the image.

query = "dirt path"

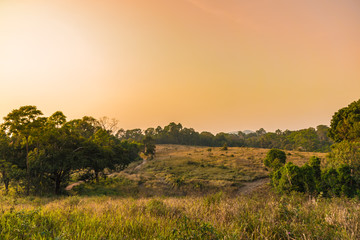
[65,181,84,191]
[238,177,270,195]
[134,157,148,171]
[66,158,269,194]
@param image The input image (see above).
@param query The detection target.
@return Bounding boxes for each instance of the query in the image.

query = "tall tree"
[329,99,360,142]
[2,106,43,195]
[142,135,156,158]
[0,130,21,193]
[27,111,82,194]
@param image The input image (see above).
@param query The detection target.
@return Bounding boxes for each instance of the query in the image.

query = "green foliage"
[142,135,156,158]
[328,141,360,166]
[119,122,332,152]
[272,156,357,198]
[264,149,286,170]
[309,156,321,180]
[0,106,142,195]
[329,99,360,142]
[2,106,44,195]
[272,162,304,193]
[320,165,356,197]
[327,141,360,185]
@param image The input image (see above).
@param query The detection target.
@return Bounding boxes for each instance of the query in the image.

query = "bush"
[320,165,356,197]
[272,162,303,193]
[221,143,228,151]
[271,155,358,198]
[264,149,286,170]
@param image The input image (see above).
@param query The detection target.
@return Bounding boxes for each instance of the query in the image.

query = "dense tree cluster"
[0,106,142,195]
[268,152,357,198]
[269,99,360,198]
[118,123,333,152]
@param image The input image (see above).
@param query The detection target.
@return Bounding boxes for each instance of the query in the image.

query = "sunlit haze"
[1,0,360,133]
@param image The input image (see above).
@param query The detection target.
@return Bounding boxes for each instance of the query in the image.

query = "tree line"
[118,123,333,152]
[0,106,142,195]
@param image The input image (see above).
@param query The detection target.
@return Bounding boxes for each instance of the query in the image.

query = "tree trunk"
[2,170,10,194]
[4,179,9,194]
[55,175,61,195]
[95,170,99,183]
[25,137,30,196]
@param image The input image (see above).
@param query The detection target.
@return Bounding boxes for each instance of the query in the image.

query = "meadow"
[1,145,358,239]
[72,145,326,197]
[1,189,360,239]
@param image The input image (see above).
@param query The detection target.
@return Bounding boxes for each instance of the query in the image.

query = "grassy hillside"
[73,145,326,197]
[2,145,359,239]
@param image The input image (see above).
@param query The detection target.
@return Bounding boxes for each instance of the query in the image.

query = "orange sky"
[1,0,360,133]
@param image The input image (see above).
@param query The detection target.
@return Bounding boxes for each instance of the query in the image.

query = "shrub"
[272,162,303,193]
[320,165,356,197]
[271,155,358,198]
[264,149,286,170]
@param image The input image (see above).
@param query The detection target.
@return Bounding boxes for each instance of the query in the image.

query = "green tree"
[320,165,356,197]
[264,149,287,170]
[84,128,114,182]
[0,130,23,193]
[272,162,304,193]
[142,135,156,158]
[327,140,360,184]
[30,111,83,194]
[2,106,43,195]
[329,99,360,142]
[309,156,321,181]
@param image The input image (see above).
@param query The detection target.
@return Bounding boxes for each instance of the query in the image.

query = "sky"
[1,0,360,133]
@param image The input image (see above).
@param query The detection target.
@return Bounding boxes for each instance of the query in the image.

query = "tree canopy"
[329,99,360,142]
[0,106,142,195]
[117,122,333,152]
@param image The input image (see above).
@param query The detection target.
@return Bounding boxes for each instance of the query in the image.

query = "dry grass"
[1,188,359,239]
[115,145,326,196]
[1,145,357,239]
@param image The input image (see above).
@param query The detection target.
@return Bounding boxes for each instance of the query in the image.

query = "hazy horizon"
[1,0,359,134]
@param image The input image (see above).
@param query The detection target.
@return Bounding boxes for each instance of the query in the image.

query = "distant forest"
[118,123,333,153]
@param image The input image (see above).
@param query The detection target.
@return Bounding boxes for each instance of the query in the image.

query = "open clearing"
[72,144,327,196]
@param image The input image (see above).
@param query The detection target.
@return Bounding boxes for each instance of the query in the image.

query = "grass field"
[72,145,327,197]
[4,145,355,239]
[1,189,359,239]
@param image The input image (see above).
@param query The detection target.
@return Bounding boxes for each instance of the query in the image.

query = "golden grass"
[1,188,359,239]
[116,145,327,196]
[0,145,356,239]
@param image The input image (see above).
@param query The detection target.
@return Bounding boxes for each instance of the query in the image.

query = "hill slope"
[73,145,326,196]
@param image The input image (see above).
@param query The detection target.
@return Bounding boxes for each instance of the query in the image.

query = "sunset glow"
[1,0,360,133]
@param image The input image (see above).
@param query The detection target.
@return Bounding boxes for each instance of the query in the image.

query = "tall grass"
[0,190,359,239]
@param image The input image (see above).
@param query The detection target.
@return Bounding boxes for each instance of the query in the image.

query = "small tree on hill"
[264,149,287,170]
[142,135,156,159]
[221,143,228,151]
